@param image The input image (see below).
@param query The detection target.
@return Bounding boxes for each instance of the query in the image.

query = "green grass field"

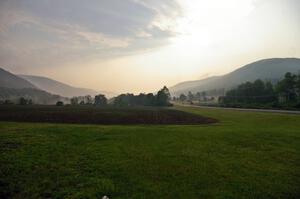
[1,106,300,198]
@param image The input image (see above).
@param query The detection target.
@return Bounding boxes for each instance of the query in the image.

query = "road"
[177,103,300,115]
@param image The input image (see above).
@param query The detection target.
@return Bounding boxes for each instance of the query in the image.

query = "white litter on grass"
[102,196,109,199]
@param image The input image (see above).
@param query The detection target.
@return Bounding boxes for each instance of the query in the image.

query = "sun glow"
[171,0,255,53]
[4,0,298,93]
[123,0,257,86]
[100,0,259,93]
[89,0,299,93]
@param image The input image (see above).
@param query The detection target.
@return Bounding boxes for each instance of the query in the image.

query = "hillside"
[0,87,66,105]
[0,68,36,89]
[170,58,300,96]
[20,75,116,98]
[0,68,67,104]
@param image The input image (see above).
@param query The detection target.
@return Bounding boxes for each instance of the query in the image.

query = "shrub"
[56,101,64,106]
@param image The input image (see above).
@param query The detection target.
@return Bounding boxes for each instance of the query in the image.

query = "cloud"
[0,0,182,69]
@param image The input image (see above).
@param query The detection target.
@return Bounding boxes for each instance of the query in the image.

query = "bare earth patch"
[0,105,218,125]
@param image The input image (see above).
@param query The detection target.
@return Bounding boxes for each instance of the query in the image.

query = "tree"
[296,74,300,98]
[263,81,277,103]
[188,91,194,101]
[19,97,28,105]
[156,86,171,106]
[4,100,14,105]
[94,94,107,106]
[265,82,274,95]
[253,79,265,96]
[28,99,33,105]
[113,87,172,107]
[195,92,201,101]
[222,79,278,104]
[56,101,64,106]
[85,95,93,105]
[276,72,297,102]
[70,97,79,105]
[201,91,207,101]
[114,94,134,107]
[179,94,187,102]
[145,93,156,106]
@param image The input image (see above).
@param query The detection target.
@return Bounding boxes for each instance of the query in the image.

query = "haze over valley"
[1,0,299,93]
[1,1,300,198]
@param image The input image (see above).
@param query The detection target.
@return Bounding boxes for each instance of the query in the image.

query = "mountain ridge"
[170,58,300,96]
[20,75,103,98]
[0,68,37,89]
[20,75,117,98]
[0,68,67,104]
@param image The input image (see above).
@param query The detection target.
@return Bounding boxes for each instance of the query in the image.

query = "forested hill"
[0,68,66,104]
[0,68,36,89]
[20,75,99,98]
[170,58,300,96]
[20,75,117,98]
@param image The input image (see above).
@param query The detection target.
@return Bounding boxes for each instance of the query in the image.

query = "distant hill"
[0,87,67,105]
[0,68,36,89]
[0,67,116,103]
[170,58,300,96]
[20,75,116,98]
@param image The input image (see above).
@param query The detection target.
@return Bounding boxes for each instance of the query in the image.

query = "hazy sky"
[0,0,299,93]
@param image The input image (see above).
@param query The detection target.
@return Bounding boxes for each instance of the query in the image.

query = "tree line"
[0,86,172,107]
[64,86,172,107]
[220,72,300,107]
[68,94,107,106]
[219,80,276,104]
[175,72,300,109]
[113,86,171,107]
[174,89,225,103]
[0,87,63,105]
[0,86,172,108]
[0,97,33,105]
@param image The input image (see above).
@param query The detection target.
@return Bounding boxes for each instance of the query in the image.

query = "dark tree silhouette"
[297,74,300,97]
[56,101,64,106]
[94,94,107,106]
[85,95,93,105]
[19,97,29,105]
[113,86,172,107]
[276,72,298,101]
[179,94,187,102]
[188,91,194,101]
[221,79,278,104]
[156,86,171,106]
[70,97,79,105]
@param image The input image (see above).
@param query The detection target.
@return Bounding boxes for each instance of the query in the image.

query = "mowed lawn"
[0,106,300,199]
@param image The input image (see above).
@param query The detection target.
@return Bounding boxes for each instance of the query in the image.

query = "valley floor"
[0,106,300,198]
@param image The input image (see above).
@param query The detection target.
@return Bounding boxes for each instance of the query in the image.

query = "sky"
[0,0,299,93]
